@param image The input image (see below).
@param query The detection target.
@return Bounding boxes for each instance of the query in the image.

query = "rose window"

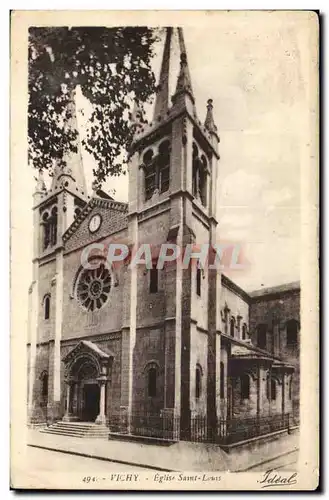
[77,264,111,311]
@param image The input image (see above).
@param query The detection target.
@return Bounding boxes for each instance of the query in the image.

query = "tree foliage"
[28,26,158,185]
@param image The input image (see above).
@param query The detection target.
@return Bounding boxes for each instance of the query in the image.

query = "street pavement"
[12,445,148,489]
[243,450,299,472]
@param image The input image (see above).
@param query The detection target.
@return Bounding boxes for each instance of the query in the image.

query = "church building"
[27,28,300,443]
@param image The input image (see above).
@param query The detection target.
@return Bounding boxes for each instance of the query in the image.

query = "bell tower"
[28,90,88,424]
[124,27,221,437]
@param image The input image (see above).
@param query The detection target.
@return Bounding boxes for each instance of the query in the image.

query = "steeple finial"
[172,28,195,105]
[51,88,87,196]
[153,27,172,121]
[204,99,218,134]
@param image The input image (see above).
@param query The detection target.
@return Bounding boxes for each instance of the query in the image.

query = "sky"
[21,12,312,295]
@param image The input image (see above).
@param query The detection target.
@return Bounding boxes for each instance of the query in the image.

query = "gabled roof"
[62,196,128,244]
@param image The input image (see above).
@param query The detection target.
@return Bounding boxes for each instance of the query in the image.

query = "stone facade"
[27,28,300,439]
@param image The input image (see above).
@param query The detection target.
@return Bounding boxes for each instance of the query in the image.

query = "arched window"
[242,323,247,340]
[42,207,58,250]
[286,319,298,346]
[143,142,171,200]
[240,374,250,399]
[44,295,50,320]
[196,268,201,296]
[195,365,202,399]
[220,362,225,398]
[74,207,81,219]
[192,143,207,208]
[148,367,157,398]
[257,324,267,349]
[40,371,48,399]
[230,317,235,337]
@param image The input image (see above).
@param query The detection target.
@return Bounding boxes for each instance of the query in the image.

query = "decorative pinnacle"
[172,29,195,105]
[34,169,47,194]
[204,98,218,135]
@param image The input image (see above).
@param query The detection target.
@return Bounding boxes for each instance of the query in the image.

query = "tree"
[28,26,159,186]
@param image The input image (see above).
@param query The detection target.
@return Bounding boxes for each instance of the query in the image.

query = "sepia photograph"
[10,10,319,490]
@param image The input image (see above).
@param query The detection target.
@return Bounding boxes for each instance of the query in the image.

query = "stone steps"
[40,421,109,439]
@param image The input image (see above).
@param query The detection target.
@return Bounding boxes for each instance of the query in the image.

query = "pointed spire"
[172,28,195,105]
[153,27,172,121]
[204,99,217,134]
[51,88,87,196]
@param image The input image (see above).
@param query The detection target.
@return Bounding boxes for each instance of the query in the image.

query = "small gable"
[63,198,128,254]
[62,340,113,365]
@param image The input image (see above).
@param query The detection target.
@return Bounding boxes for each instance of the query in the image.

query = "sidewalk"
[27,428,299,472]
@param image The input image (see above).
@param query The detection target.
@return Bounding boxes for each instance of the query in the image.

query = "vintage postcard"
[10,10,319,491]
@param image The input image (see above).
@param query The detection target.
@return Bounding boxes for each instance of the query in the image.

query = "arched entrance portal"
[77,360,100,422]
[62,340,113,425]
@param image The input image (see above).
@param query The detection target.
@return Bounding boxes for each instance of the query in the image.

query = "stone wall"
[249,288,300,409]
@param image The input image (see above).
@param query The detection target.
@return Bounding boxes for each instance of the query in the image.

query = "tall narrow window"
[192,143,208,208]
[271,378,277,400]
[42,212,50,250]
[242,323,247,340]
[223,304,230,334]
[40,371,48,399]
[289,377,293,399]
[192,143,199,198]
[286,319,298,346]
[149,266,158,293]
[44,295,50,320]
[195,365,202,399]
[199,155,208,207]
[148,367,157,398]
[240,374,250,399]
[267,376,277,400]
[196,268,201,296]
[158,140,170,193]
[220,362,225,398]
[257,324,267,349]
[50,206,58,246]
[143,150,156,200]
[143,142,171,201]
[230,317,235,337]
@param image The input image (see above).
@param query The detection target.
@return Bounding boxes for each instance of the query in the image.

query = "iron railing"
[109,411,297,444]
